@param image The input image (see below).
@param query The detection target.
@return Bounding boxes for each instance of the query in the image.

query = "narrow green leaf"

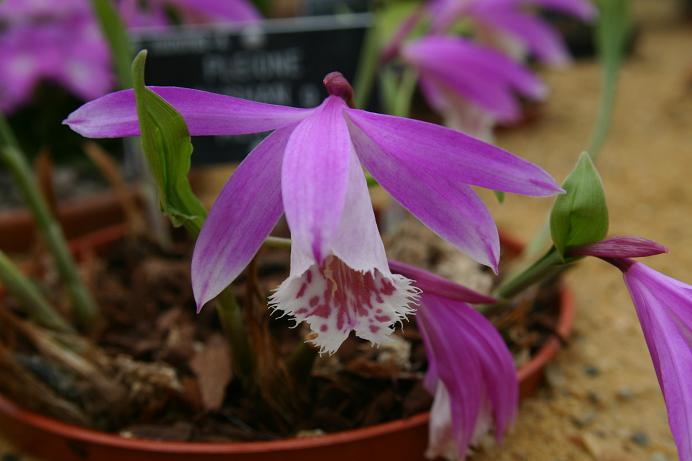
[550,152,608,257]
[131,50,207,237]
[88,0,133,88]
[588,0,631,159]
[494,191,505,204]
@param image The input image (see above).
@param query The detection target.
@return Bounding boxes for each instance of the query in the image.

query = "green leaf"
[131,50,207,237]
[588,0,631,158]
[494,191,505,204]
[375,1,422,47]
[88,0,133,88]
[550,152,608,258]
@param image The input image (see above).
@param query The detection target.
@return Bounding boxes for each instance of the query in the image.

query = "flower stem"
[0,251,72,333]
[392,68,418,118]
[588,0,630,161]
[215,288,254,379]
[87,0,133,88]
[493,248,565,300]
[263,236,291,249]
[0,116,98,329]
[353,13,381,109]
[287,342,318,385]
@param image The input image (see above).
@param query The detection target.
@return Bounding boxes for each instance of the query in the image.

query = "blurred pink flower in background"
[0,0,261,113]
[117,0,260,28]
[402,35,547,139]
[0,0,111,112]
[428,0,596,66]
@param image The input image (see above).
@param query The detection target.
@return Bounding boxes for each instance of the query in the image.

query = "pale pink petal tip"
[269,256,420,354]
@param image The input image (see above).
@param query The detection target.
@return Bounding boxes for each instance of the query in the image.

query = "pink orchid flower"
[429,0,596,66]
[65,72,561,353]
[573,237,691,461]
[118,0,260,28]
[391,260,518,460]
[402,35,547,138]
[0,5,112,113]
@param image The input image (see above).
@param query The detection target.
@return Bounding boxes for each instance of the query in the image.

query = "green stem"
[263,236,291,249]
[0,117,98,329]
[353,15,381,109]
[587,49,620,161]
[287,342,318,385]
[524,216,551,259]
[392,68,418,118]
[88,0,133,88]
[183,223,254,381]
[588,0,630,161]
[216,288,254,379]
[0,251,72,333]
[493,248,564,300]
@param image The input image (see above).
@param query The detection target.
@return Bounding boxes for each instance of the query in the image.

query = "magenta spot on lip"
[369,325,380,333]
[312,304,330,318]
[380,279,395,296]
[320,325,328,332]
[309,296,319,307]
[296,283,307,299]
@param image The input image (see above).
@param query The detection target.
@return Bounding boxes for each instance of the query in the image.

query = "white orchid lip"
[270,255,419,355]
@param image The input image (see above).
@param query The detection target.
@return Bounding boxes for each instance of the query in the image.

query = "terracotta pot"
[0,226,575,461]
[0,190,140,253]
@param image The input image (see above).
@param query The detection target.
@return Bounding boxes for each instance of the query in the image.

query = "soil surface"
[2,0,691,459]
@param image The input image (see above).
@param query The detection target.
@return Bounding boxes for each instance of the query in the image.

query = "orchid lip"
[270,255,419,354]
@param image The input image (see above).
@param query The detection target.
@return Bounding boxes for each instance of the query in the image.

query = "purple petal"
[389,260,496,304]
[419,78,497,140]
[404,37,546,120]
[621,263,692,461]
[171,0,261,22]
[282,96,352,264]
[419,294,518,458]
[348,117,500,271]
[330,150,390,275]
[524,0,596,20]
[345,108,561,196]
[119,0,169,28]
[405,44,517,121]
[191,125,292,309]
[570,236,669,259]
[474,8,570,66]
[0,0,88,19]
[270,148,418,354]
[64,87,313,138]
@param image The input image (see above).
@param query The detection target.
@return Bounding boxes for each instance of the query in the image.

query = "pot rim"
[0,225,575,454]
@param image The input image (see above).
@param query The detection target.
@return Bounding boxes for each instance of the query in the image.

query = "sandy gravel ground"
[1,1,691,459]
